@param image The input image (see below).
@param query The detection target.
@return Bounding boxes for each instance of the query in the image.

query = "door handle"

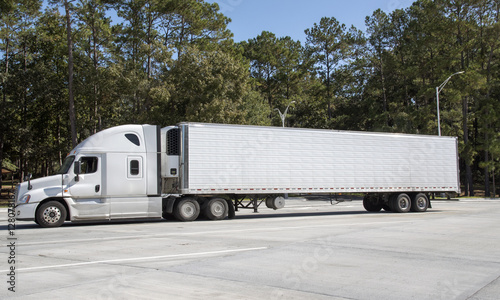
[95,185,100,193]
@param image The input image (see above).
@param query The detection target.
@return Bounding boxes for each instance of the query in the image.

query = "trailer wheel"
[204,198,228,220]
[391,193,411,213]
[36,201,67,228]
[174,197,200,222]
[226,199,235,219]
[411,193,429,212]
[363,195,382,212]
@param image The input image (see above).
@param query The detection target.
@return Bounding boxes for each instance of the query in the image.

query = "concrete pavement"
[1,198,500,299]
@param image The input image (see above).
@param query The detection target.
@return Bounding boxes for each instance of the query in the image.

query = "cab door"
[108,154,149,219]
[66,154,109,219]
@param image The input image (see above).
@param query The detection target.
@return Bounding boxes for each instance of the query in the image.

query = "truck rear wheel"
[174,197,200,222]
[391,193,411,213]
[226,199,235,219]
[411,193,429,212]
[363,194,383,212]
[36,201,67,228]
[204,198,228,220]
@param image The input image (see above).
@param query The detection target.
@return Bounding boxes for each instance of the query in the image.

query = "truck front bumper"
[15,203,37,221]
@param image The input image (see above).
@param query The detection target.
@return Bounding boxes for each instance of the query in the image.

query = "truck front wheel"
[36,201,67,228]
[174,197,200,222]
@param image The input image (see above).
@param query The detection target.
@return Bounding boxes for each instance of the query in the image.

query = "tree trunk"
[492,169,496,198]
[462,96,474,196]
[177,16,186,58]
[326,43,332,120]
[0,138,3,189]
[483,24,496,198]
[379,53,388,127]
[65,0,78,148]
[57,114,62,166]
[92,7,99,134]
[0,32,11,190]
[484,137,490,197]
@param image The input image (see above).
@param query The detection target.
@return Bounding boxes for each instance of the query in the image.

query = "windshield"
[57,156,75,174]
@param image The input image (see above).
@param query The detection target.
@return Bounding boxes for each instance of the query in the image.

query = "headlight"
[19,194,31,204]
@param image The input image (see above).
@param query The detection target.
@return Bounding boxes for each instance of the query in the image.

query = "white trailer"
[14,123,460,227]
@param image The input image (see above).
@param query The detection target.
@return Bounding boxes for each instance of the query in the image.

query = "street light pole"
[275,100,296,127]
[436,71,464,136]
[274,100,296,200]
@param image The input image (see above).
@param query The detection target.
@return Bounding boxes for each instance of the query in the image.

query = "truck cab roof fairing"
[69,125,149,155]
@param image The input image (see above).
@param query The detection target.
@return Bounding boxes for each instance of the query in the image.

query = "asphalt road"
[1,198,499,299]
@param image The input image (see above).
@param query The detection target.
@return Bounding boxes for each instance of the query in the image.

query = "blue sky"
[209,0,415,43]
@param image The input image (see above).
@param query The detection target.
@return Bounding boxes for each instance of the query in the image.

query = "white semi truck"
[14,123,460,227]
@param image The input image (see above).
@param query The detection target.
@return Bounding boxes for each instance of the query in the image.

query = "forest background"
[1,0,499,196]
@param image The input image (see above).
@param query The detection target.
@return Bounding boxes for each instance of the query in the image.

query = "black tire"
[36,201,67,228]
[363,194,383,212]
[265,197,275,209]
[382,204,392,211]
[226,199,235,219]
[391,193,411,213]
[411,193,429,212]
[174,197,200,222]
[204,198,228,220]
[388,194,397,211]
[162,212,175,220]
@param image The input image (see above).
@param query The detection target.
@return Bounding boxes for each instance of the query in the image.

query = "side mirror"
[74,161,81,174]
[74,161,81,182]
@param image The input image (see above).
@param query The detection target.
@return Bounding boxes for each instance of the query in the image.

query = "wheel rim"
[181,202,196,218]
[416,196,427,209]
[43,206,62,224]
[210,201,225,217]
[399,198,410,209]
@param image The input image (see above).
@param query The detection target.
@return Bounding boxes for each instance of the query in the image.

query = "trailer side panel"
[179,123,460,195]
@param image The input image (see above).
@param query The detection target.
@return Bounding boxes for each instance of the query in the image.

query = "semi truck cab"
[15,124,163,227]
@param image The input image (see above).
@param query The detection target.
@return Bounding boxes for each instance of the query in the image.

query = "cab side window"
[80,157,98,174]
[127,156,142,178]
[130,160,140,175]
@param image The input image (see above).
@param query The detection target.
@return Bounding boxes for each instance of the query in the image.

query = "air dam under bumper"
[15,203,37,221]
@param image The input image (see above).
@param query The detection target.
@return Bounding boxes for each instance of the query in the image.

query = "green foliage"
[304,17,366,122]
[1,0,499,194]
[240,31,307,127]
[166,46,251,124]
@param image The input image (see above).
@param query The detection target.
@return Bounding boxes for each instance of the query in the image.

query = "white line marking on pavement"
[1,247,268,273]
